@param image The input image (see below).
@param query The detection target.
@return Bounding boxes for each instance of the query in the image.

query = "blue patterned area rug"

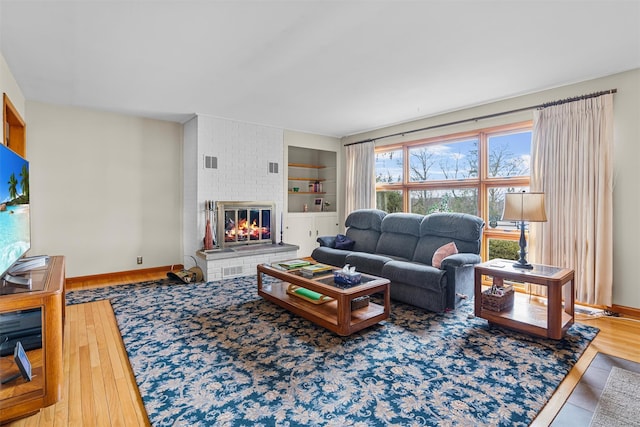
[67,277,598,427]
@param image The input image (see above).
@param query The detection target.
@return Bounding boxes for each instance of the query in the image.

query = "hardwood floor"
[531,313,640,426]
[5,271,640,426]
[4,271,166,427]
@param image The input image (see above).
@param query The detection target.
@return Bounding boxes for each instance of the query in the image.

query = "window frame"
[375,121,532,261]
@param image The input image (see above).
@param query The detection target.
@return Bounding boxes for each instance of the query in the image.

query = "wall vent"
[268,162,279,174]
[204,155,218,169]
[223,265,244,277]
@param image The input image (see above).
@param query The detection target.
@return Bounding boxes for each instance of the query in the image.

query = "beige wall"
[26,101,184,277]
[344,69,640,310]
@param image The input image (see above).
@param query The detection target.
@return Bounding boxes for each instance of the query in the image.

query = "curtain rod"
[345,88,617,146]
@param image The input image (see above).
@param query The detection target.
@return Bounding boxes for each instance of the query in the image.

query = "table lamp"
[502,191,547,269]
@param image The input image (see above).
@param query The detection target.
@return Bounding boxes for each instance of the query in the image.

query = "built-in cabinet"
[284,213,340,257]
[285,145,340,257]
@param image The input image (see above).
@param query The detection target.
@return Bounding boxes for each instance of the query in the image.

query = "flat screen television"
[0,143,30,279]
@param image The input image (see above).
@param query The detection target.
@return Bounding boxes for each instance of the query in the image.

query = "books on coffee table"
[278,259,312,270]
[300,263,333,278]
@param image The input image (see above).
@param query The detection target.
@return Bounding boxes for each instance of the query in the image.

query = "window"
[375,122,532,262]
[408,138,478,182]
[376,190,403,213]
[487,185,529,231]
[487,132,530,178]
[409,188,478,215]
[375,148,403,184]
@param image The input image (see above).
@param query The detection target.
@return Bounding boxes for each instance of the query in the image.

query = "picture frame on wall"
[314,198,324,212]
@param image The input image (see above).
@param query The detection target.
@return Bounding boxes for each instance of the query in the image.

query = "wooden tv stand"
[0,256,65,424]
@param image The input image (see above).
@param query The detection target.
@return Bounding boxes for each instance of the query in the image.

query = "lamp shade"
[502,192,547,222]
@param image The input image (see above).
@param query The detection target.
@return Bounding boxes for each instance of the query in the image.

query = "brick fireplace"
[184,115,298,281]
[196,200,297,282]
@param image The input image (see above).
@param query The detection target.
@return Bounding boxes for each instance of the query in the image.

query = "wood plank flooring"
[4,271,165,427]
[5,271,640,426]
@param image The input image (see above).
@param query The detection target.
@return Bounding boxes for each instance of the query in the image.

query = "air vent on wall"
[204,155,218,169]
[223,265,244,277]
[268,162,279,174]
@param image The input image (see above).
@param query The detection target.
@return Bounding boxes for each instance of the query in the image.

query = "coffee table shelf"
[257,263,390,336]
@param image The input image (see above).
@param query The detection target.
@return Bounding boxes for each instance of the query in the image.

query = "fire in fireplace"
[216,201,276,247]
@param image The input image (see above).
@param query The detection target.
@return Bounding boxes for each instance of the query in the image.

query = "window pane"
[488,131,531,178]
[409,188,477,215]
[487,186,529,230]
[488,238,519,261]
[375,149,403,184]
[408,138,478,182]
[376,190,403,213]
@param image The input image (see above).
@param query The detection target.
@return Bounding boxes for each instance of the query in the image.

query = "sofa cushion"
[345,228,380,253]
[345,252,394,276]
[382,260,447,293]
[413,213,484,264]
[375,213,422,259]
[413,237,456,266]
[345,209,386,231]
[419,213,484,252]
[343,209,386,253]
[432,242,458,269]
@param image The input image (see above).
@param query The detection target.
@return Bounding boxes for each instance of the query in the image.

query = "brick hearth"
[196,243,298,282]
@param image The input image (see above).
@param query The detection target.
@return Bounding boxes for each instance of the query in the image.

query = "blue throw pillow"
[334,234,355,250]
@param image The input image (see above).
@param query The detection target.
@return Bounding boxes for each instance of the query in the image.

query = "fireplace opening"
[216,201,276,248]
[224,209,271,242]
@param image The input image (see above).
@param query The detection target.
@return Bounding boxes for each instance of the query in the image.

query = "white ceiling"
[1,1,639,137]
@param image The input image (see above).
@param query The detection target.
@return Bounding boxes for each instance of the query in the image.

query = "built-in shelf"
[288,163,326,169]
[289,191,326,195]
[288,177,327,181]
[287,147,336,213]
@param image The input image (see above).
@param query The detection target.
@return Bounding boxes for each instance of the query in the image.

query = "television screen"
[0,144,30,278]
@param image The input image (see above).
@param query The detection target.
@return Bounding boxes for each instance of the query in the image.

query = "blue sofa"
[311,209,485,313]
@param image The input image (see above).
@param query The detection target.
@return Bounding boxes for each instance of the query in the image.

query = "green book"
[293,287,323,300]
[301,263,332,273]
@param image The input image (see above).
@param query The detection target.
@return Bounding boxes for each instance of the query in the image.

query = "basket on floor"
[481,285,514,312]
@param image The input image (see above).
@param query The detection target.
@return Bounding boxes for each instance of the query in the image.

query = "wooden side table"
[474,259,574,340]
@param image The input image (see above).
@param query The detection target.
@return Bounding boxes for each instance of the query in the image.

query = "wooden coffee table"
[257,262,390,336]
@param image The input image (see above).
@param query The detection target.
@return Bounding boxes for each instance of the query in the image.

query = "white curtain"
[345,141,376,216]
[530,94,614,306]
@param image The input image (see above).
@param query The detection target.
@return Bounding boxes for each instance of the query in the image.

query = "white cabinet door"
[315,214,339,240]
[284,213,340,258]
[284,215,315,257]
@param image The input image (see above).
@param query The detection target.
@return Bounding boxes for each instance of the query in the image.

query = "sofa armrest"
[317,235,336,248]
[440,253,481,269]
[440,253,481,310]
